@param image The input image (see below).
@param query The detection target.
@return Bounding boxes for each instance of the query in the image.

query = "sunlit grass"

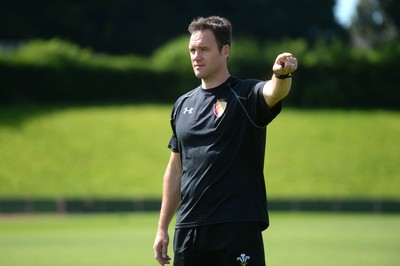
[0,104,171,198]
[0,105,399,199]
[0,212,399,266]
[266,109,400,199]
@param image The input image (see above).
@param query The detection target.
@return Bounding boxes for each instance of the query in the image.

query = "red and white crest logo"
[213,99,227,118]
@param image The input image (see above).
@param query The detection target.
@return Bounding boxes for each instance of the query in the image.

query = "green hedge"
[0,39,180,103]
[0,38,399,108]
[291,40,400,108]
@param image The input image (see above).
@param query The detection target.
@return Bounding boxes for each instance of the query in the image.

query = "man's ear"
[223,44,230,58]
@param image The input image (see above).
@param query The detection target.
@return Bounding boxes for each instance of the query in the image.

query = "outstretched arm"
[153,151,182,265]
[263,52,298,108]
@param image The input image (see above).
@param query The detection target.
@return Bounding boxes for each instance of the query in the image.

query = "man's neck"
[201,70,231,89]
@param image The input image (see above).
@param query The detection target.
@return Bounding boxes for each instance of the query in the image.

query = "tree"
[350,0,398,49]
[1,0,345,55]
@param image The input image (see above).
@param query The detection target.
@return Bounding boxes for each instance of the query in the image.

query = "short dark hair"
[188,16,232,51]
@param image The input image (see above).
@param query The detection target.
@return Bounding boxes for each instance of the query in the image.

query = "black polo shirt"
[168,76,281,230]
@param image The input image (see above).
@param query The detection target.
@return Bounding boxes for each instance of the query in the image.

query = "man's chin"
[194,72,204,79]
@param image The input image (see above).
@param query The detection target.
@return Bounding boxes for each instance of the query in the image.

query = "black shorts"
[173,222,265,266]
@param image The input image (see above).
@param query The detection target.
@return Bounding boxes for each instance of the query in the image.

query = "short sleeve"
[168,134,179,152]
[167,104,180,153]
[254,81,282,127]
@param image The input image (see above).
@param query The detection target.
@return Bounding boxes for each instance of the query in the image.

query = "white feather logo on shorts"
[237,253,250,265]
[213,99,227,118]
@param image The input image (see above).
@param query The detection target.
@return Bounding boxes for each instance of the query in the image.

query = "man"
[153,16,297,266]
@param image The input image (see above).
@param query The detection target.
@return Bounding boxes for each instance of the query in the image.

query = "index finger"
[275,53,293,68]
[154,243,171,265]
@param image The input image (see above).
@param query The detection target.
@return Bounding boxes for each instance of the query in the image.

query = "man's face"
[189,29,229,81]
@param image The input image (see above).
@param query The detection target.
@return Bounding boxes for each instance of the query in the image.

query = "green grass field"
[0,212,399,266]
[0,105,399,199]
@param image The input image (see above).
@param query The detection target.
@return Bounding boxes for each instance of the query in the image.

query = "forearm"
[263,52,297,107]
[264,76,292,107]
[157,178,181,231]
[157,152,182,232]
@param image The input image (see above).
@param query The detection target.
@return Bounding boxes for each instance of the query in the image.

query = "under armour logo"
[183,107,193,114]
[237,253,250,266]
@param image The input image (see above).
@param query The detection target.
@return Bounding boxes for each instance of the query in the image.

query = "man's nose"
[193,51,202,60]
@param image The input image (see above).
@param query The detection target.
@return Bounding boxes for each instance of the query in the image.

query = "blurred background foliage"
[0,0,399,202]
[0,0,399,108]
[0,0,347,55]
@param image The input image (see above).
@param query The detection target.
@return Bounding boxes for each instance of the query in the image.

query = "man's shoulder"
[229,77,266,94]
[174,86,200,104]
[230,76,264,86]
